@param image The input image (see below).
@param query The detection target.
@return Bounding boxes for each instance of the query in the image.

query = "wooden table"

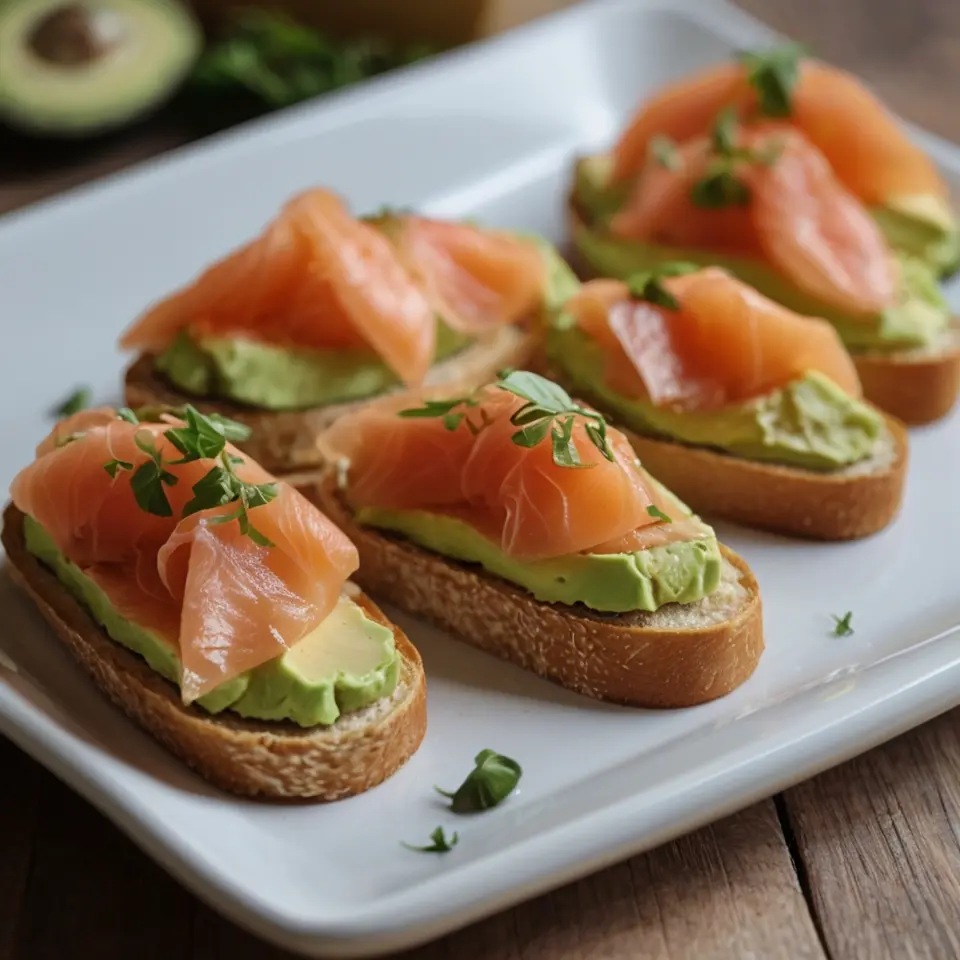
[2,2,960,957]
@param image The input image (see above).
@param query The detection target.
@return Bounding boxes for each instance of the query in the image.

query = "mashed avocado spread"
[156,230,581,411]
[25,516,397,727]
[356,497,722,615]
[573,155,952,352]
[548,322,885,471]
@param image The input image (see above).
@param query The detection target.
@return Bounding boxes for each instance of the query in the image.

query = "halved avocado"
[0,0,201,136]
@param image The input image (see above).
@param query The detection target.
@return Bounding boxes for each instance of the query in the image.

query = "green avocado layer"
[573,156,952,352]
[156,230,581,411]
[356,501,721,614]
[25,516,398,727]
[548,324,885,471]
[872,194,960,280]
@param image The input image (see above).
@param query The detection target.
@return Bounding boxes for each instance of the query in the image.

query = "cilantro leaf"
[511,417,552,449]
[690,164,752,208]
[130,460,178,517]
[104,459,133,479]
[739,43,807,118]
[650,135,681,171]
[646,504,672,523]
[402,826,459,854]
[436,750,523,814]
[831,612,854,637]
[626,263,699,309]
[497,370,575,412]
[550,416,584,468]
[53,386,91,418]
[116,407,140,424]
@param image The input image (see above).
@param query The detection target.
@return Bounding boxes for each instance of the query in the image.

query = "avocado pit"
[29,2,126,66]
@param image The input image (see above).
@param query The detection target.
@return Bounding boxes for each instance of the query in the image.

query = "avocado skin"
[0,0,202,137]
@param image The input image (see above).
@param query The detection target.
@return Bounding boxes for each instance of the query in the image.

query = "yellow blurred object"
[190,0,580,44]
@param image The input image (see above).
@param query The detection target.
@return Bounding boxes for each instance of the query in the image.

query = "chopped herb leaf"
[53,386,91,418]
[130,460,178,517]
[739,43,807,118]
[690,164,752,208]
[650,134,681,171]
[399,398,469,419]
[711,105,739,156]
[646,504,672,523]
[103,459,133,479]
[626,262,699,309]
[116,407,140,424]
[402,826,459,853]
[436,750,523,814]
[550,416,583,468]
[831,612,854,637]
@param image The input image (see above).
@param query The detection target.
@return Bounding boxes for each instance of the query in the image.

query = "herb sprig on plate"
[831,611,854,637]
[436,750,523,814]
[399,371,615,469]
[103,405,278,545]
[402,826,459,854]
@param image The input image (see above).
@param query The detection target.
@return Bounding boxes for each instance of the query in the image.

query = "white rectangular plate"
[3,0,960,955]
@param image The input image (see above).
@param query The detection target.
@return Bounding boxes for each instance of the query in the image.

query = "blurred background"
[0,0,957,213]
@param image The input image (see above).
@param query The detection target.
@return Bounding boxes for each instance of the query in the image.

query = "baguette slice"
[124,325,539,475]
[309,475,764,709]
[566,196,960,427]
[621,416,908,541]
[1,504,427,801]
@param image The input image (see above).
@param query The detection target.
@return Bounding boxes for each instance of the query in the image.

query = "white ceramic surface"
[2,0,960,956]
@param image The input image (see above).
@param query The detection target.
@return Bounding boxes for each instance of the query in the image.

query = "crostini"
[121,187,579,473]
[546,266,908,540]
[311,371,764,708]
[569,45,959,425]
[2,406,426,800]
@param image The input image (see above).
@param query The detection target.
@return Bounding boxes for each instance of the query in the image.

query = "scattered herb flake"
[116,407,140,424]
[436,750,523,814]
[739,43,807,118]
[53,386,91,418]
[831,612,854,637]
[402,826,459,854]
[626,263,699,309]
[650,134,681,171]
[647,504,672,523]
[103,459,133,479]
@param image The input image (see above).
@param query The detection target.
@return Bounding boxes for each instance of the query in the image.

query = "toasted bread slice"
[1,504,427,801]
[309,475,764,709]
[620,416,908,541]
[852,327,960,426]
[124,325,539,475]
[566,196,960,427]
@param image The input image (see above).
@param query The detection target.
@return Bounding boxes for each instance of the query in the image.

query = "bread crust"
[621,417,908,541]
[124,325,539,474]
[308,475,764,709]
[853,331,960,426]
[566,191,960,426]
[1,504,427,801]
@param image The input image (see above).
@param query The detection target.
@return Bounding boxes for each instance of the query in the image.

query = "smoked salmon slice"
[11,408,359,702]
[319,373,705,561]
[387,216,548,333]
[610,126,897,317]
[120,189,551,388]
[565,267,862,409]
[609,55,945,206]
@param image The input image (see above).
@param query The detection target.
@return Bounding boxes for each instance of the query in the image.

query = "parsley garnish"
[436,750,523,814]
[626,262,699,310]
[402,826,459,854]
[739,43,807,118]
[831,612,854,637]
[650,135,681,171]
[102,406,275,544]
[399,372,615,468]
[689,107,784,209]
[53,386,91,418]
[646,505,672,523]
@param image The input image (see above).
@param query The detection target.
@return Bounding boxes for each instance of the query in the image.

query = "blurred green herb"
[52,386,91,418]
[179,11,437,132]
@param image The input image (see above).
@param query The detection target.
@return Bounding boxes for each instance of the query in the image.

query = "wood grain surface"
[2,1,960,958]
